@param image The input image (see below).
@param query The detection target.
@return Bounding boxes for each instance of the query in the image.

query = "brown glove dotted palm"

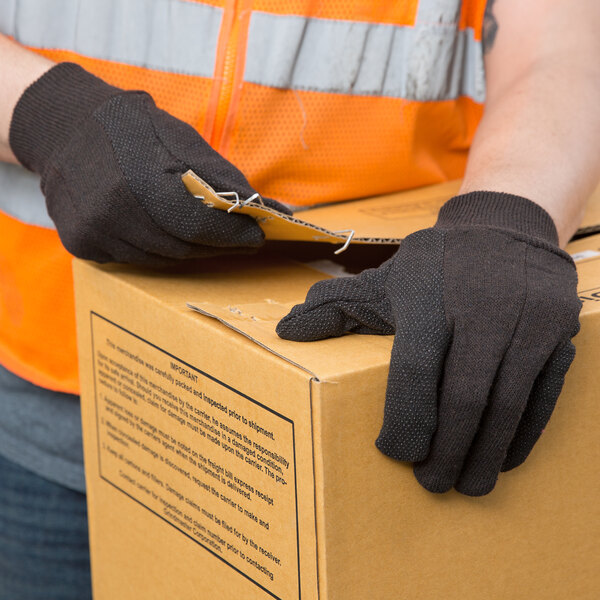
[277,192,581,496]
[10,62,289,265]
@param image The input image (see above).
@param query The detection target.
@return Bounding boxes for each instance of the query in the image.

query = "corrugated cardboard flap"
[182,170,375,250]
[183,170,600,249]
[186,299,393,383]
[187,300,320,379]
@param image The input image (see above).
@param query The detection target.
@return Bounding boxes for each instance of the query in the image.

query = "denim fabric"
[0,364,85,493]
[0,454,92,600]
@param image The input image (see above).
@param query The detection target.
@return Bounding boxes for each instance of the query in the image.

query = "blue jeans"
[0,454,92,599]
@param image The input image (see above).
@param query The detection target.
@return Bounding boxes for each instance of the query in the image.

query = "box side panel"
[315,324,600,600]
[74,262,319,600]
[307,379,328,600]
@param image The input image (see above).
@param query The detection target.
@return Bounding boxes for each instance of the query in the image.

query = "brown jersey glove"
[277,192,581,496]
[10,62,289,265]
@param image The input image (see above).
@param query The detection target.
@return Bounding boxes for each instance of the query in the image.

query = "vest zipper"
[206,0,243,151]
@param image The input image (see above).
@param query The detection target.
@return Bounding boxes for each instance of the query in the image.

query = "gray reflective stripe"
[244,12,485,102]
[0,163,54,229]
[0,0,222,77]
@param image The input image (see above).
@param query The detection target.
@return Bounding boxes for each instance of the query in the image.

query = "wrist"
[9,62,122,173]
[435,191,559,245]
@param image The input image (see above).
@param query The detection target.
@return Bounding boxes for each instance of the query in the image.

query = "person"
[0,1,598,598]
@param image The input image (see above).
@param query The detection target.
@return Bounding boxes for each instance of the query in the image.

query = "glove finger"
[67,235,176,266]
[375,230,450,462]
[109,237,186,267]
[152,175,265,248]
[454,336,559,497]
[95,95,265,248]
[112,214,232,260]
[413,324,510,493]
[374,316,450,462]
[63,243,114,264]
[148,103,288,216]
[114,236,261,265]
[276,262,394,341]
[501,340,576,473]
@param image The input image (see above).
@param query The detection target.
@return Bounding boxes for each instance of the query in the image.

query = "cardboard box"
[74,232,600,600]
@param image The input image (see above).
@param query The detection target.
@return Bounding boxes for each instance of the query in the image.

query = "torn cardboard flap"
[182,170,363,251]
[182,170,600,250]
[185,295,394,382]
[186,301,319,378]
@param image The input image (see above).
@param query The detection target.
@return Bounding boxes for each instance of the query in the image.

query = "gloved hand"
[277,192,581,496]
[9,62,288,265]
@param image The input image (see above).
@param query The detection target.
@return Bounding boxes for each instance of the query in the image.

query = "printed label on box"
[579,286,600,304]
[91,313,300,600]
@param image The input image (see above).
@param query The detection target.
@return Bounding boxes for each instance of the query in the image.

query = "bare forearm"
[0,34,54,164]
[460,0,600,247]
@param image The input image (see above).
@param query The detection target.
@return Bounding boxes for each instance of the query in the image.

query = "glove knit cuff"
[436,191,559,245]
[9,62,122,174]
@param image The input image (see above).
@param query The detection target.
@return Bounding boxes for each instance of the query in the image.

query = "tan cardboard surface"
[182,170,600,249]
[75,261,320,600]
[299,181,600,241]
[75,233,600,600]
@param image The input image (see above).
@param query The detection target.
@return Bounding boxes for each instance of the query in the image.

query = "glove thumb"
[276,267,394,341]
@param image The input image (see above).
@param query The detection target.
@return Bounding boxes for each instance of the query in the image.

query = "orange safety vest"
[0,0,486,394]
